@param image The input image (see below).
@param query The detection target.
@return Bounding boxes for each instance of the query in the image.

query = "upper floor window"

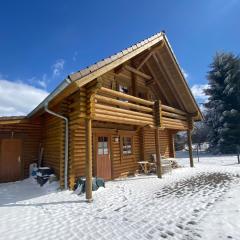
[118,84,129,94]
[118,84,129,102]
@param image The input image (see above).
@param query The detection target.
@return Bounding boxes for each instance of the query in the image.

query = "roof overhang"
[162,35,203,121]
[0,116,29,125]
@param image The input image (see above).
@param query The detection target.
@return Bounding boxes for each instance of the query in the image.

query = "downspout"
[44,103,69,189]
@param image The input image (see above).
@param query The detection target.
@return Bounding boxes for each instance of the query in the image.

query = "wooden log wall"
[42,101,68,188]
[0,118,42,178]
[99,70,117,89]
[69,122,86,188]
[142,127,174,162]
[99,69,151,101]
[108,130,141,179]
[42,114,63,181]
[67,88,87,189]
[134,130,142,163]
[67,81,99,189]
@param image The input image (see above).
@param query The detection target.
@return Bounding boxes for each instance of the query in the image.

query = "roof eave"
[27,78,72,118]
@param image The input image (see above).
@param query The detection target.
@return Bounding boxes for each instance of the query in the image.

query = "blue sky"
[0,0,239,115]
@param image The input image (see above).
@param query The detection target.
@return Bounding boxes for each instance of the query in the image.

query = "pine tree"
[204,52,240,154]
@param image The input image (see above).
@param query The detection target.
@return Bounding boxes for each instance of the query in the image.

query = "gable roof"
[27,31,202,120]
[69,32,164,83]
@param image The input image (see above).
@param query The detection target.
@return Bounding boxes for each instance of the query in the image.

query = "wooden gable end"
[90,41,188,112]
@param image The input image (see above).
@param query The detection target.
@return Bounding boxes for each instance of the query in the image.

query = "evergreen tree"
[204,52,240,154]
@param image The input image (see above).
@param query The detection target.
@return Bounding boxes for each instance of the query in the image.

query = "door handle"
[18,156,21,163]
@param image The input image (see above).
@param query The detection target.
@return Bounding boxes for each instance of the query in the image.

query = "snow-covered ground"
[0,152,240,240]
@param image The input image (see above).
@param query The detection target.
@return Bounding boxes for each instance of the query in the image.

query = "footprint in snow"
[176,224,183,229]
[187,220,197,225]
[166,230,174,236]
[160,233,168,238]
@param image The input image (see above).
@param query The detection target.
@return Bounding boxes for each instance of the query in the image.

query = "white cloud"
[28,74,48,89]
[181,68,189,79]
[198,103,206,113]
[191,84,209,103]
[52,59,65,77]
[72,51,78,62]
[37,80,47,89]
[0,79,49,116]
[37,74,48,89]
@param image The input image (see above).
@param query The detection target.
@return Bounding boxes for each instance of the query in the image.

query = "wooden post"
[170,132,176,158]
[155,127,162,178]
[187,129,194,167]
[154,100,162,127]
[131,68,137,97]
[141,127,145,161]
[85,118,93,202]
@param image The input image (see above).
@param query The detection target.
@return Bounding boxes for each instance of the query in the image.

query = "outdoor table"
[138,161,150,174]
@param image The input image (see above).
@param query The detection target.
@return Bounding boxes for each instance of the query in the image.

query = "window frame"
[117,82,131,102]
[97,136,109,156]
[118,84,129,94]
[121,136,133,156]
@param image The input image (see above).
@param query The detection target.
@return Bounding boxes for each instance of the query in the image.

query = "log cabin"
[0,32,202,200]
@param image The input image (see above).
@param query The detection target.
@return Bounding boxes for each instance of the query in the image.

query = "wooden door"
[0,139,22,183]
[96,135,111,180]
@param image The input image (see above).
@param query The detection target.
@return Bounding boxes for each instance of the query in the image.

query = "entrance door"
[96,135,111,180]
[0,139,22,183]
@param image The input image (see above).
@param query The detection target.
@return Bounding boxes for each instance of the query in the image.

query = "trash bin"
[36,167,54,186]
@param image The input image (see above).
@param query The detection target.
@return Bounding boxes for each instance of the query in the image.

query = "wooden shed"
[0,32,202,200]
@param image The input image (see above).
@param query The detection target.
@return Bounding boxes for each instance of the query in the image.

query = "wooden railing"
[89,86,189,130]
[161,104,189,130]
[91,87,155,127]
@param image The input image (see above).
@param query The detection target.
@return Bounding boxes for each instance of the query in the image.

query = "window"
[118,84,129,102]
[118,84,129,94]
[122,137,132,155]
[98,137,109,155]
